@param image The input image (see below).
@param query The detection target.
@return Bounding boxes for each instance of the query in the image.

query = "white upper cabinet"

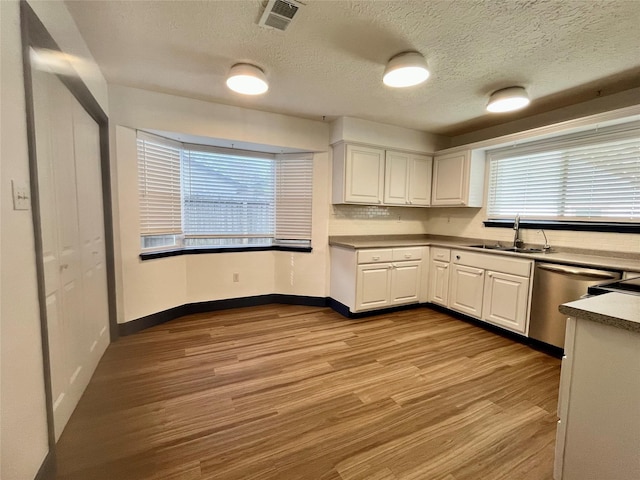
[431,149,485,207]
[408,154,433,206]
[332,142,385,204]
[384,151,433,206]
[332,142,432,206]
[384,150,410,205]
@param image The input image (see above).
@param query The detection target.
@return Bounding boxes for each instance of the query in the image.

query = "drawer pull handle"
[372,256,380,261]
[404,254,411,258]
[456,255,461,260]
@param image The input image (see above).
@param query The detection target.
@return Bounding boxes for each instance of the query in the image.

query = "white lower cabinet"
[356,263,392,310]
[449,264,485,317]
[555,314,640,480]
[390,261,422,305]
[331,246,425,313]
[482,270,530,334]
[428,247,451,306]
[428,261,449,306]
[440,250,534,335]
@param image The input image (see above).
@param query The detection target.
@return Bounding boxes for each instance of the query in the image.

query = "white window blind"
[182,145,275,238]
[487,121,640,222]
[137,133,183,235]
[275,153,313,242]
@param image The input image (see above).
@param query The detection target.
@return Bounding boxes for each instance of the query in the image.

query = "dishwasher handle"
[536,263,619,280]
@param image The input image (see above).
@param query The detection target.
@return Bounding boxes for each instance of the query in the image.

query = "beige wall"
[0,1,108,479]
[110,86,332,322]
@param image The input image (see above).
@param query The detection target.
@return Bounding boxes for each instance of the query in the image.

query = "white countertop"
[559,293,640,333]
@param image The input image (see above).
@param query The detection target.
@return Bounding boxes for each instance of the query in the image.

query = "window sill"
[140,244,313,261]
[483,219,640,233]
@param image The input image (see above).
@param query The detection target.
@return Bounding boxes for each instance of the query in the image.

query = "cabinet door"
[449,264,484,317]
[345,144,385,204]
[431,151,469,206]
[428,260,450,306]
[482,271,530,334]
[356,263,392,311]
[383,151,409,205]
[408,154,433,206]
[390,261,422,305]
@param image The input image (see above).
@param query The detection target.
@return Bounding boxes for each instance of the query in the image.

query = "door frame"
[20,1,118,475]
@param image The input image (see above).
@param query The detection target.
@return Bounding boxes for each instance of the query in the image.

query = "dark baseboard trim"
[119,294,329,336]
[424,303,563,358]
[35,450,56,480]
[327,298,423,319]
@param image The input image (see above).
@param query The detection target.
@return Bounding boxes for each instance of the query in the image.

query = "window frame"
[137,132,314,257]
[484,121,640,233]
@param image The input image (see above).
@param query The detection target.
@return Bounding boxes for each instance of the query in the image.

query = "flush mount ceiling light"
[383,51,430,88]
[486,86,530,113]
[226,63,269,95]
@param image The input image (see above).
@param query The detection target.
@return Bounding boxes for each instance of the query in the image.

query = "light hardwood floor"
[54,305,561,480]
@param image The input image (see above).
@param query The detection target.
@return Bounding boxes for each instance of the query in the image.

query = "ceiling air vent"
[258,0,304,31]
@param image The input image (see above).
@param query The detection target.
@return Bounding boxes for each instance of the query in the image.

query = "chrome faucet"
[513,214,524,248]
[539,229,551,252]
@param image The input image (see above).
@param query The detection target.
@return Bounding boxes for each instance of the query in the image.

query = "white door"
[356,263,391,311]
[449,264,484,317]
[384,151,409,205]
[32,68,110,440]
[428,260,450,306]
[390,261,421,305]
[408,154,432,206]
[72,101,110,370]
[344,144,384,204]
[482,271,530,334]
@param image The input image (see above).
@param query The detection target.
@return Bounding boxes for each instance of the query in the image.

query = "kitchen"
[2,1,640,480]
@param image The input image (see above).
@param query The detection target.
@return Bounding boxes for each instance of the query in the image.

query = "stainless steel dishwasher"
[529,263,621,348]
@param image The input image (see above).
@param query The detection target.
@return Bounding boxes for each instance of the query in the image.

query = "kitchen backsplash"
[329,204,639,254]
[330,204,428,236]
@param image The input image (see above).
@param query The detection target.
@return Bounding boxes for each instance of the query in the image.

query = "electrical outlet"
[12,180,30,210]
[233,273,239,282]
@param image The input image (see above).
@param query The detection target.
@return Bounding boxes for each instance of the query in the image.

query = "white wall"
[110,86,332,322]
[0,1,108,479]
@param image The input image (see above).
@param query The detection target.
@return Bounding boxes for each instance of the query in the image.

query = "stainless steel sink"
[468,244,547,253]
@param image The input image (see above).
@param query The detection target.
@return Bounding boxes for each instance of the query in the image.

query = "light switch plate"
[12,180,31,210]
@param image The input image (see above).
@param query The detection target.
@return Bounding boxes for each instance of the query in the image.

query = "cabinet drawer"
[431,247,451,262]
[452,250,532,277]
[392,247,422,261]
[357,249,393,264]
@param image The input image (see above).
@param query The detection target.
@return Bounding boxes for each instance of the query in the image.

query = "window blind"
[275,153,313,242]
[487,121,640,222]
[137,133,183,235]
[182,145,275,238]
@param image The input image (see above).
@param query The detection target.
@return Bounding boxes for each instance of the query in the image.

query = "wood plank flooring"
[54,305,561,480]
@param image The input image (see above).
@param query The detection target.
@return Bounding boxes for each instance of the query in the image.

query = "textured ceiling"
[64,0,640,136]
